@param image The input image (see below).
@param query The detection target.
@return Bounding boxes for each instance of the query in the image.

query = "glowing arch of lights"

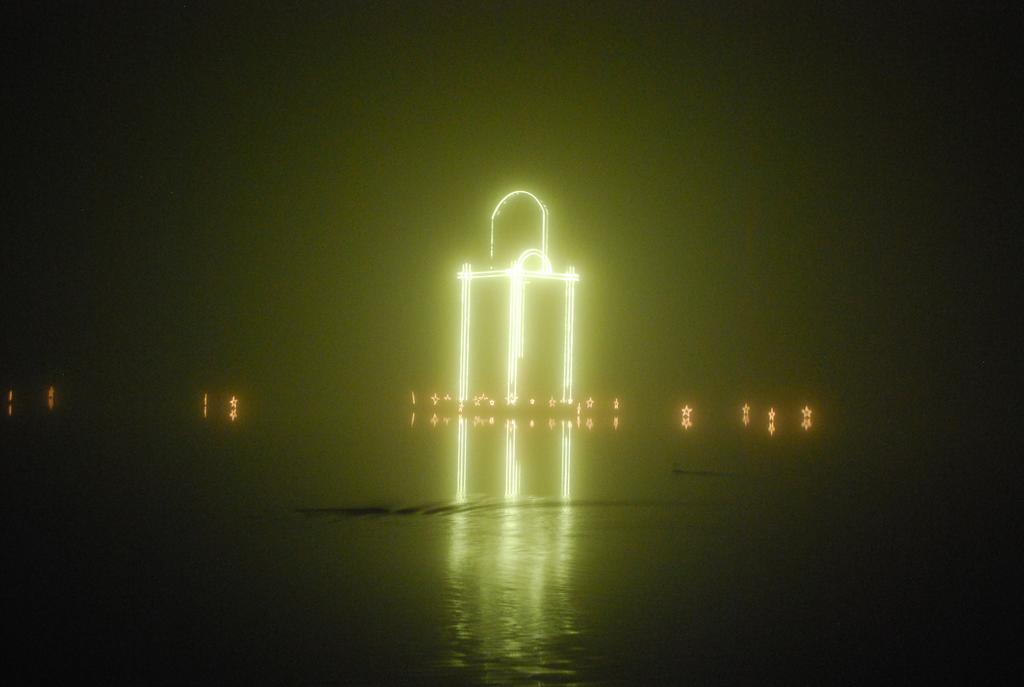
[489,190,548,266]
[458,191,579,406]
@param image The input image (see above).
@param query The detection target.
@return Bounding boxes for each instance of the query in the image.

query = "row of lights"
[201,393,239,422]
[415,413,618,431]
[4,386,57,416]
[682,404,814,433]
[417,392,621,412]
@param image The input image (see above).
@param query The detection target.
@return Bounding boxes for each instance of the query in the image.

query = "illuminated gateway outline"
[457,191,579,406]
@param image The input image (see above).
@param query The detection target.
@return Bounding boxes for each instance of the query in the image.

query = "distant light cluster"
[3,386,60,416]
[417,390,619,412]
[198,392,240,423]
[417,412,617,432]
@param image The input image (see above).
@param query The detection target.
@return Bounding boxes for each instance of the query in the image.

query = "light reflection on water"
[442,416,585,684]
[445,502,580,685]
[455,415,575,501]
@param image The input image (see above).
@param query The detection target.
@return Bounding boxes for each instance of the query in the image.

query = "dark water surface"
[3,415,990,683]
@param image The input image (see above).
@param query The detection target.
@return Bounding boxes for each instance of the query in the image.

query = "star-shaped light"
[586,396,594,409]
[549,397,557,408]
[430,393,440,406]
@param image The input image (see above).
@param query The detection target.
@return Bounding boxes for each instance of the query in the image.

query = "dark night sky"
[2,2,1017,437]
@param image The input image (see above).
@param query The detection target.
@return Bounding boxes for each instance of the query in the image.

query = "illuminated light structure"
[801,405,813,431]
[47,386,55,411]
[457,191,580,407]
[768,407,776,436]
[202,393,208,419]
[742,403,750,427]
[229,396,238,422]
[681,405,693,430]
[6,389,11,417]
